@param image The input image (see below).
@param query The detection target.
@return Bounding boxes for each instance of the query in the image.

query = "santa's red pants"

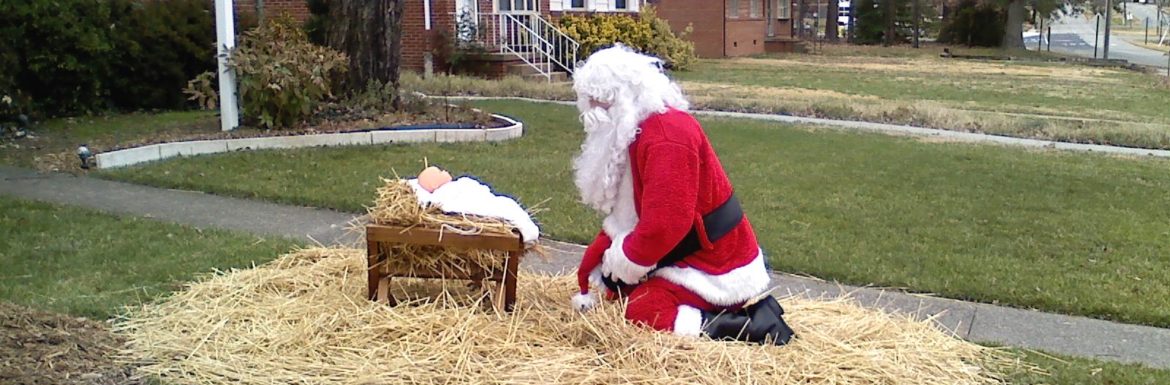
[623,277,740,332]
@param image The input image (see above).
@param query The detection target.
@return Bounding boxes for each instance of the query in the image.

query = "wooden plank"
[381,264,503,280]
[366,224,524,251]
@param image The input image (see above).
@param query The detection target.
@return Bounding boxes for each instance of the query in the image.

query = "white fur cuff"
[572,292,597,312]
[673,305,703,338]
[601,234,655,285]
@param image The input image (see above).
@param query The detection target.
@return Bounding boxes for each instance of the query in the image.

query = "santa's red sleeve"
[617,142,701,268]
[582,230,612,265]
[575,229,611,294]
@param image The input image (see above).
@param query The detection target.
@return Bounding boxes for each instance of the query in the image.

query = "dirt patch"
[0,302,143,385]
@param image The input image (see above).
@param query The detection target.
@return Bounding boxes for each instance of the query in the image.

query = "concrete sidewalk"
[3,165,1168,369]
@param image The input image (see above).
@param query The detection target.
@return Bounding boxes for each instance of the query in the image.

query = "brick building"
[223,0,797,75]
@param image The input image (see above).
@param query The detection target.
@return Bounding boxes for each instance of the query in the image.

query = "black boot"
[700,295,796,345]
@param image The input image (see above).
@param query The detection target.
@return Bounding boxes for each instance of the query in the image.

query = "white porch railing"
[475,12,580,81]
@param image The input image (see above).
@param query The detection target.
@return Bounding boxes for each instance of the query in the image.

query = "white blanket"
[406,177,540,243]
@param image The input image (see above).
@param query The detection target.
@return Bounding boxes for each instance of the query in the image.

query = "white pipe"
[425,0,432,30]
[214,0,239,131]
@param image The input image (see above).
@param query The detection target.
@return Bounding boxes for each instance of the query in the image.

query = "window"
[570,0,585,8]
[615,0,628,9]
[750,0,761,18]
[773,0,790,19]
[727,0,739,18]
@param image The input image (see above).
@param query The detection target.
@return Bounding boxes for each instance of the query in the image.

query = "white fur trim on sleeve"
[673,305,704,337]
[601,234,656,285]
[572,292,597,312]
[653,249,771,306]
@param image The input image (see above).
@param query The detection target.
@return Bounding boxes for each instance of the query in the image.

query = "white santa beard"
[572,105,639,215]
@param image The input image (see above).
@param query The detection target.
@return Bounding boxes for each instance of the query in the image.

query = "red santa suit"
[572,107,771,336]
[567,45,785,341]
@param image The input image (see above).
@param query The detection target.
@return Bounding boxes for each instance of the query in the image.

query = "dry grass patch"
[115,247,1028,385]
[723,57,1122,81]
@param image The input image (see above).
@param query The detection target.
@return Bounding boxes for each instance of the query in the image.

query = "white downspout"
[424,0,432,30]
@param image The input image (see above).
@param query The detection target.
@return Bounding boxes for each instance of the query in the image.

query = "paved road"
[1127,3,1168,32]
[1027,10,1169,68]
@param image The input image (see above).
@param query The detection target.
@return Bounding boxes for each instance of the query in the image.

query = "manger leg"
[367,240,381,301]
[504,250,520,312]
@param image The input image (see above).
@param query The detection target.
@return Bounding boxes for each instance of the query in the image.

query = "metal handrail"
[476,12,580,82]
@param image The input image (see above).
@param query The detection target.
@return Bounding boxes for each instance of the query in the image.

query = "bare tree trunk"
[884,0,896,46]
[912,0,919,47]
[1001,0,1026,49]
[826,0,840,41]
[326,0,404,109]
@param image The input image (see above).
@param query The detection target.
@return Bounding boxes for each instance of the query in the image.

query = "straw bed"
[115,247,1029,385]
[366,178,537,273]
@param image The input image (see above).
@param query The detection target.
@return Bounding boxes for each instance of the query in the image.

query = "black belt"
[601,193,744,292]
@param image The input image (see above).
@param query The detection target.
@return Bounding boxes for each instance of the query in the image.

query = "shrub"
[109,0,217,110]
[0,0,220,117]
[188,16,348,129]
[558,6,696,70]
[0,0,118,116]
[430,9,493,75]
[937,0,1005,47]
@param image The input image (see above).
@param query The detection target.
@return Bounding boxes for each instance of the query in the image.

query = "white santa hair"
[570,44,690,309]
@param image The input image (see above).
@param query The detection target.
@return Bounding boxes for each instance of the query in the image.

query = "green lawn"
[1004,349,1170,384]
[102,100,1170,329]
[0,196,301,319]
[404,45,1170,149]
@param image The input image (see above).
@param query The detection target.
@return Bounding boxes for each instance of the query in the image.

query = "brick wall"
[654,0,724,58]
[233,0,311,22]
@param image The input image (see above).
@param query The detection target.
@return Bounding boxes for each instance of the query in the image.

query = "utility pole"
[1103,0,1112,59]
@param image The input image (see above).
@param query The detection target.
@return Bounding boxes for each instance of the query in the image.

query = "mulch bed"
[0,302,143,385]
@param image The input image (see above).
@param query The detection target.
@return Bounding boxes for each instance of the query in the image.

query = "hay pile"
[366,178,540,276]
[115,247,1027,385]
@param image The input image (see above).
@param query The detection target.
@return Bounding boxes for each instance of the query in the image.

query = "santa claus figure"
[569,44,795,345]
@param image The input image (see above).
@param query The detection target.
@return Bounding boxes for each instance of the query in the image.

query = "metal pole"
[214,0,239,131]
[1037,18,1043,50]
[1147,17,1150,44]
[1104,0,1112,59]
[1047,25,1052,51]
[1095,14,1100,58]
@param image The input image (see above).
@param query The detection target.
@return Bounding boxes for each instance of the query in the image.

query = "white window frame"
[774,0,791,19]
[727,0,740,18]
[750,0,761,18]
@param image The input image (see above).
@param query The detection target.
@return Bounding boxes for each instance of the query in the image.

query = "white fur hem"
[572,292,597,312]
[673,305,703,337]
[653,250,770,306]
[601,234,656,284]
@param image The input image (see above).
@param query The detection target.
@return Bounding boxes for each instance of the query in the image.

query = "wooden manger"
[366,223,525,312]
